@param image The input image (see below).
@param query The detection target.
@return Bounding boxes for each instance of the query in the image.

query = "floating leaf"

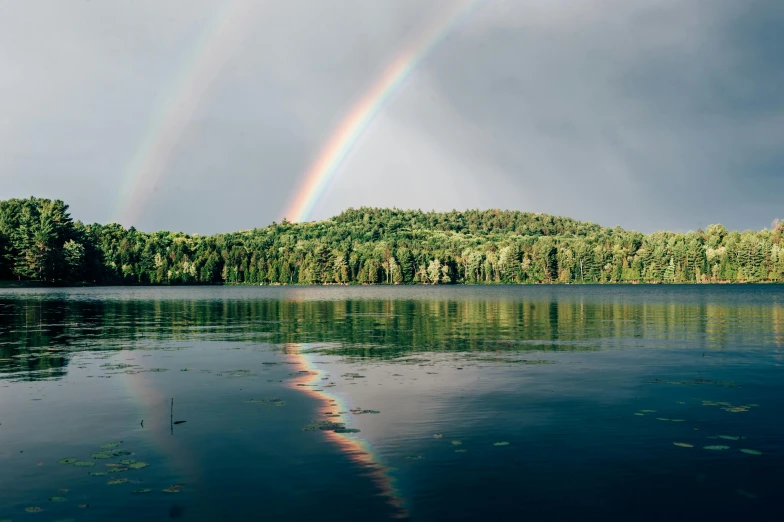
[634,413,644,416]
[433,434,443,439]
[740,449,762,455]
[48,497,67,502]
[718,435,741,441]
[703,445,730,451]
[112,450,131,457]
[57,458,77,465]
[100,443,120,449]
[90,452,113,459]
[129,461,149,469]
[107,478,129,485]
[656,418,671,421]
[247,398,286,407]
[451,440,462,445]
[162,486,182,493]
[670,419,685,422]
[455,449,467,453]
[132,489,153,494]
[493,442,510,446]
[89,471,108,476]
[673,442,694,448]
[108,467,129,473]
[73,461,95,467]
[302,420,345,432]
[25,507,43,513]
[118,459,136,465]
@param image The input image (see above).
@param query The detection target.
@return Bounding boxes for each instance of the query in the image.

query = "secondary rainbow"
[114,0,258,227]
[284,0,486,223]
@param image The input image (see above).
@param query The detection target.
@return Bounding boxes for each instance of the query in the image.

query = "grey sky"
[1,0,781,234]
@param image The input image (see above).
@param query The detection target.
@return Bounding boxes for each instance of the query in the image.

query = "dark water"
[1,286,783,521]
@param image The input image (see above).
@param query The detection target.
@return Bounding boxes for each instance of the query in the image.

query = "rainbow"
[285,343,409,518]
[114,0,258,227]
[284,0,486,223]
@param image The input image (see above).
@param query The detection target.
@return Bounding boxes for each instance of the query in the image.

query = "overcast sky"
[1,0,782,234]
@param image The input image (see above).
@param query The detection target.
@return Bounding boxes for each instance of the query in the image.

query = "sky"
[1,0,782,234]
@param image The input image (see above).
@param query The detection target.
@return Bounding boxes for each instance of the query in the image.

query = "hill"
[1,197,782,285]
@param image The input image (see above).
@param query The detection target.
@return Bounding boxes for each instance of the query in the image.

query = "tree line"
[1,196,783,285]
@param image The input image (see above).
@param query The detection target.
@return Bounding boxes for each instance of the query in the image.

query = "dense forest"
[1,196,782,285]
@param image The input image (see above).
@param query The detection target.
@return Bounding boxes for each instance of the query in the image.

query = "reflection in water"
[2,286,783,379]
[287,343,409,518]
[1,286,784,521]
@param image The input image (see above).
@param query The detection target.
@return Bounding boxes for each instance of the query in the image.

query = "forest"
[1,196,783,285]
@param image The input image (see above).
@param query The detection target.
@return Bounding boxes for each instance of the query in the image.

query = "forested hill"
[1,197,782,285]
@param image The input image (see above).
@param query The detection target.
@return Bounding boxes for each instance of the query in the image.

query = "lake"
[1,285,783,521]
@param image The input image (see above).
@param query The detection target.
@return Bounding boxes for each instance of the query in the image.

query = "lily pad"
[108,467,129,473]
[73,461,95,467]
[656,418,671,421]
[634,413,644,416]
[107,478,129,485]
[433,434,443,439]
[703,445,730,451]
[740,449,762,455]
[162,486,182,493]
[89,471,108,476]
[451,440,462,445]
[302,420,345,432]
[112,450,131,457]
[48,497,67,502]
[132,488,153,494]
[100,442,120,449]
[673,442,694,448]
[718,435,741,441]
[247,398,286,407]
[25,507,43,513]
[493,442,510,446]
[57,458,77,465]
[455,449,467,453]
[129,461,149,469]
[90,452,113,459]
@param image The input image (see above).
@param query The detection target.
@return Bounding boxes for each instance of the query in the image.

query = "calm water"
[1,285,783,521]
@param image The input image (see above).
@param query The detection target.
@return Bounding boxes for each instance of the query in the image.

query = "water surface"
[1,286,783,521]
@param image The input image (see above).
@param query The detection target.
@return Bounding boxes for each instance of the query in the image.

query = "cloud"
[0,0,781,233]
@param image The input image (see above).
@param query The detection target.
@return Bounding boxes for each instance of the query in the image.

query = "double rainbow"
[113,0,484,229]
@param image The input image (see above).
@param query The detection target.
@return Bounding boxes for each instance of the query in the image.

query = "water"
[1,285,783,521]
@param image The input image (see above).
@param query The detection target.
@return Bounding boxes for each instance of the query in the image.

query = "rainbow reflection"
[285,343,409,518]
